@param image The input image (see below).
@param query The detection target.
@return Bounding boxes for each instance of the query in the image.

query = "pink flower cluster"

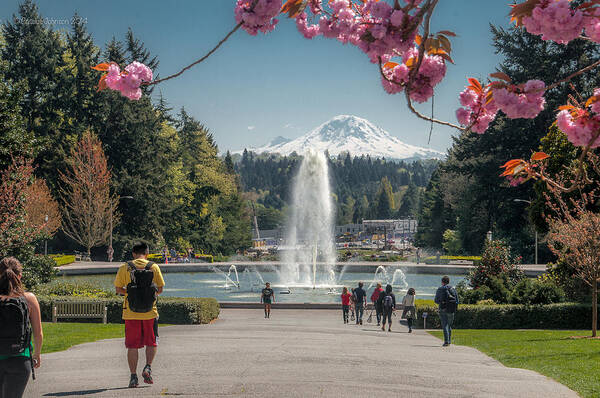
[380,47,446,103]
[294,0,423,63]
[521,0,585,44]
[235,0,282,36]
[455,88,499,134]
[492,80,546,119]
[556,109,600,147]
[584,10,600,43]
[105,62,153,100]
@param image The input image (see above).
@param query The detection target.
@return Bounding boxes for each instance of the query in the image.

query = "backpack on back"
[442,287,458,313]
[383,294,393,310]
[0,297,31,356]
[126,261,157,313]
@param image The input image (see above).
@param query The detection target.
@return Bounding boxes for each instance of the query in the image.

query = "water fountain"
[282,150,336,289]
[211,265,240,290]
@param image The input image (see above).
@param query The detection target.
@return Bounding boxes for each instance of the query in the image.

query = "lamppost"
[513,199,538,265]
[108,196,133,262]
[44,214,48,256]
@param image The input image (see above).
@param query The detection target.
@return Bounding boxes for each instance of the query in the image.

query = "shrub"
[415,302,595,329]
[36,295,220,324]
[17,247,57,289]
[50,254,76,266]
[476,299,496,305]
[468,239,524,289]
[510,278,565,305]
[33,281,116,298]
[442,229,462,255]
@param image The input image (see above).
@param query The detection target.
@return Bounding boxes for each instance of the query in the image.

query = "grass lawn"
[41,322,125,354]
[429,329,600,398]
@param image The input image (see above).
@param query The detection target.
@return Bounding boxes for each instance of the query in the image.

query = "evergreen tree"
[373,177,394,219]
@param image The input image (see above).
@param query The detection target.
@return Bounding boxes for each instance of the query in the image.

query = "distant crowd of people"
[339,276,458,343]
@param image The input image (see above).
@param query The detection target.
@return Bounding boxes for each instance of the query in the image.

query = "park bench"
[52,301,107,324]
[448,259,474,265]
[74,251,90,261]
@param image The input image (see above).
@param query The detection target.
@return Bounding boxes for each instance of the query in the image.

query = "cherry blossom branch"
[146,22,243,86]
[544,58,600,92]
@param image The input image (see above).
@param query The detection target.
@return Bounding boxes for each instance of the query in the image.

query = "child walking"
[341,287,352,324]
[401,288,417,333]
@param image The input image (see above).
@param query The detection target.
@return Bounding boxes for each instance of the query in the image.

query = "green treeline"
[236,150,438,228]
[0,1,250,260]
[415,23,600,262]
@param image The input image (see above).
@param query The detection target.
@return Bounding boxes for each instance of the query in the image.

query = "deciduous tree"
[59,131,118,258]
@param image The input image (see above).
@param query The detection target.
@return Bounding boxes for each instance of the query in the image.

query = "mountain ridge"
[234,115,445,160]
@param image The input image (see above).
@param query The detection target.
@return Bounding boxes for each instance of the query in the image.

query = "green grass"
[429,329,600,397]
[41,322,125,353]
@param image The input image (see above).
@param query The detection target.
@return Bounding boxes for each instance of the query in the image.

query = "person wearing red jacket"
[370,283,384,326]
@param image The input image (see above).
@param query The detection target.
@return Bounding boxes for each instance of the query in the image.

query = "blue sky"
[1,1,513,153]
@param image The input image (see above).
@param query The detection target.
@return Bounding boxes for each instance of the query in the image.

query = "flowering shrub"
[468,239,524,289]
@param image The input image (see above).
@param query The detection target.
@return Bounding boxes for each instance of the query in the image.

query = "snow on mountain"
[235,115,444,160]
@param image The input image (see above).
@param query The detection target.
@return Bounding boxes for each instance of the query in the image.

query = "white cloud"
[247,126,255,131]
[283,123,293,128]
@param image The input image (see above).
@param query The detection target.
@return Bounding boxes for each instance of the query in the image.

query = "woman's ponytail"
[0,257,25,296]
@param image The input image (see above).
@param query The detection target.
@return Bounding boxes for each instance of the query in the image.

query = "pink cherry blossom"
[380,48,445,103]
[492,80,546,119]
[556,109,600,148]
[235,0,282,36]
[296,12,320,39]
[104,62,153,100]
[521,0,585,44]
[455,86,499,134]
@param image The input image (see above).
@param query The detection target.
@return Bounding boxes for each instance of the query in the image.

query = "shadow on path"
[43,386,149,396]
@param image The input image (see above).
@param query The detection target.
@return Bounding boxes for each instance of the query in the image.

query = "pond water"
[60,269,466,304]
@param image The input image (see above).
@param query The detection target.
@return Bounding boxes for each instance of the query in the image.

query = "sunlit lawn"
[41,322,125,353]
[429,329,600,398]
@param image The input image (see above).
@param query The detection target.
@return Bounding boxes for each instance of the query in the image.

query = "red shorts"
[124,319,158,349]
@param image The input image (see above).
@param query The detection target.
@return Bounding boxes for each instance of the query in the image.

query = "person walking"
[401,288,417,333]
[114,242,165,388]
[261,282,275,318]
[340,287,352,324]
[0,257,43,398]
[434,276,459,346]
[370,283,384,326]
[353,282,367,325]
[378,284,396,332]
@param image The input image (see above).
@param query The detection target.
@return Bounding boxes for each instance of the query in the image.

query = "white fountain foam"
[282,150,336,288]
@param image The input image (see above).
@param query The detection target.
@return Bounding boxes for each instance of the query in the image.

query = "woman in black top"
[377,284,396,332]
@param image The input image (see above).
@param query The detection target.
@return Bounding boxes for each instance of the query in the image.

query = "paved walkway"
[26,310,576,397]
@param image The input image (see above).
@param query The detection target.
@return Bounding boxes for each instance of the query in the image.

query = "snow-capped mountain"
[236,115,444,160]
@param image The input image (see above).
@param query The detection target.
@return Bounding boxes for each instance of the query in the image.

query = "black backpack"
[126,261,157,313]
[0,296,35,379]
[442,287,458,313]
[0,297,31,355]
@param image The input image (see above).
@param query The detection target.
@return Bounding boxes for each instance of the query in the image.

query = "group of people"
[340,275,459,345]
[340,282,417,333]
[0,242,165,396]
[0,243,459,397]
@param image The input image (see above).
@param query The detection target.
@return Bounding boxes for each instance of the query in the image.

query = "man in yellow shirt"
[114,242,165,388]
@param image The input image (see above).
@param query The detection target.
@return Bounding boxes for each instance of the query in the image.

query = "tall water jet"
[282,150,336,288]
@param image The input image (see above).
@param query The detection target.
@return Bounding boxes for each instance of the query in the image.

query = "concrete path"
[26,310,576,397]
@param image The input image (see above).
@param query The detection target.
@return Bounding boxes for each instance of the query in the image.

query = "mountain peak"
[235,115,445,161]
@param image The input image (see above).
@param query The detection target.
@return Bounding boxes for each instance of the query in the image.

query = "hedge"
[50,255,76,266]
[423,256,482,266]
[415,303,596,329]
[37,295,220,325]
